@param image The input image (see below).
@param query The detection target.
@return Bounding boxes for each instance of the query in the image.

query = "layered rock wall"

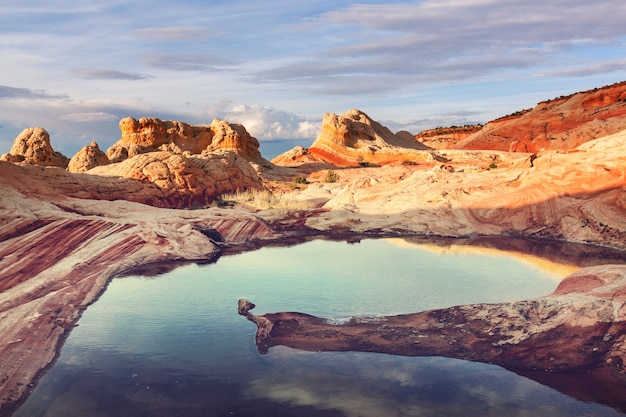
[451,82,626,152]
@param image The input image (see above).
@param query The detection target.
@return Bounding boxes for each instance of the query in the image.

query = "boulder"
[0,127,69,168]
[67,141,110,172]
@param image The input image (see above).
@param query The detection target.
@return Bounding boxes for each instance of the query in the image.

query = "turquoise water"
[14,239,625,416]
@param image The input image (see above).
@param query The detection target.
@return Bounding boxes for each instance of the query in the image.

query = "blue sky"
[1,0,626,158]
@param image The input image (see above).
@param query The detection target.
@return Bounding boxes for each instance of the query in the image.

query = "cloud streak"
[72,68,151,81]
[141,53,239,72]
[135,26,212,41]
[0,85,67,100]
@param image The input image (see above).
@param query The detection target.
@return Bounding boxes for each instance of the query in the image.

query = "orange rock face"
[451,82,626,152]
[108,117,262,162]
[273,109,430,166]
[0,127,69,168]
[415,125,483,149]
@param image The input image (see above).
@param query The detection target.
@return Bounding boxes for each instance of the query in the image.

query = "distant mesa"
[0,127,70,168]
[272,109,430,166]
[417,81,626,152]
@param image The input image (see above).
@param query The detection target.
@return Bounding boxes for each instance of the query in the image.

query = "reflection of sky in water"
[15,239,624,417]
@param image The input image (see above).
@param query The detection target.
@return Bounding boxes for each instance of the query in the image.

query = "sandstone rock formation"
[107,117,262,162]
[67,141,110,172]
[292,128,626,251]
[90,149,264,208]
[0,127,69,168]
[238,263,626,411]
[441,81,626,152]
[272,109,430,166]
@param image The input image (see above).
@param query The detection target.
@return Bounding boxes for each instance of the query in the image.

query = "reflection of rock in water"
[240,264,626,413]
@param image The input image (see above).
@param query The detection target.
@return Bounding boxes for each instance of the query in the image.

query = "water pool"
[14,238,626,416]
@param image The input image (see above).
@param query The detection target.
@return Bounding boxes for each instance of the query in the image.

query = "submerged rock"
[239,263,626,411]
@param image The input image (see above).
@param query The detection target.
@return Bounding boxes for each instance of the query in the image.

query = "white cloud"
[60,112,119,122]
[221,104,321,140]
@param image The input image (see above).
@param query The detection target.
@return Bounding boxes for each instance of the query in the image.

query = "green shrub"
[489,163,498,169]
[324,170,339,183]
[293,176,309,184]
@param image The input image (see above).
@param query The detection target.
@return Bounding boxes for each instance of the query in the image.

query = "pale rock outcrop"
[107,117,262,162]
[0,127,69,168]
[89,149,263,208]
[272,109,430,166]
[67,141,110,172]
[292,128,626,251]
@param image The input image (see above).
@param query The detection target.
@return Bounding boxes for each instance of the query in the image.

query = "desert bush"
[293,176,309,184]
[324,170,339,183]
[218,189,314,210]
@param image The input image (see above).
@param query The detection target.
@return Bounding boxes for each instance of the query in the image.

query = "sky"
[1,0,626,158]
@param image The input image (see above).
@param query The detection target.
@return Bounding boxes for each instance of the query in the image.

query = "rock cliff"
[0,127,69,168]
[414,124,483,149]
[440,81,626,152]
[272,109,430,166]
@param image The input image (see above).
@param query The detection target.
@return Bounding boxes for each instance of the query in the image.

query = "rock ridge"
[418,81,626,152]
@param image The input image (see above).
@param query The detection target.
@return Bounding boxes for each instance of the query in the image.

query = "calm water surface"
[15,239,625,416]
